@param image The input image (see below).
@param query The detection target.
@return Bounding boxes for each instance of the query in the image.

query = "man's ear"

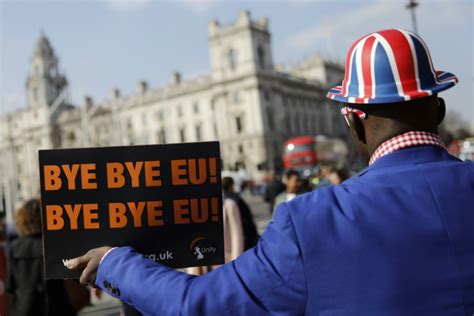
[347,112,366,144]
[437,98,446,125]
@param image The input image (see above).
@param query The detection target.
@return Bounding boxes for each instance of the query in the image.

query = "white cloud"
[106,0,151,11]
[286,1,400,52]
[106,0,219,13]
[286,0,470,54]
[175,0,219,13]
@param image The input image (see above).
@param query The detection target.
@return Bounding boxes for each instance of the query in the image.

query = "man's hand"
[65,246,112,286]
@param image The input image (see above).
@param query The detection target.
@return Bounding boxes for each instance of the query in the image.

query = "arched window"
[257,44,265,68]
[227,49,237,71]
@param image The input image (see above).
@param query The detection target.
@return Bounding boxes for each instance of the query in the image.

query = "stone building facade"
[0,11,346,221]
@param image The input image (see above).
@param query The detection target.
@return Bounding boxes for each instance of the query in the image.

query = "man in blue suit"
[68,29,474,315]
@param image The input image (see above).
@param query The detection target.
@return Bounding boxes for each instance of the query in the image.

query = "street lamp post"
[406,0,419,34]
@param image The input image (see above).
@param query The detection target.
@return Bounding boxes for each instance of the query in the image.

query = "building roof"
[34,32,54,58]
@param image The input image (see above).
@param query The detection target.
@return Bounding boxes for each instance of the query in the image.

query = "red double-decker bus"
[283,136,317,171]
[283,135,348,174]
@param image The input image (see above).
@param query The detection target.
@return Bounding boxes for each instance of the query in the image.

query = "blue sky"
[1,0,472,125]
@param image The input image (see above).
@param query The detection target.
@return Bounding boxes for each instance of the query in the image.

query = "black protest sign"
[39,142,224,279]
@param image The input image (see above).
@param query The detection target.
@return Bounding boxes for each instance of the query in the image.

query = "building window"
[264,91,270,102]
[156,110,164,121]
[292,97,297,107]
[238,144,244,154]
[228,49,237,71]
[195,124,202,141]
[179,128,186,142]
[232,91,240,104]
[286,115,292,134]
[126,118,133,130]
[267,108,274,131]
[68,131,76,142]
[128,132,135,145]
[193,102,199,114]
[157,129,166,144]
[32,88,38,102]
[257,44,265,68]
[294,117,299,134]
[177,105,183,118]
[235,116,243,133]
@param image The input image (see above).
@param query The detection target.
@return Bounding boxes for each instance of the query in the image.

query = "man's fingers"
[65,247,112,285]
[79,258,99,286]
[64,252,90,270]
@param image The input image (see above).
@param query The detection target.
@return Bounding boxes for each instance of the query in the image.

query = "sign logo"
[190,237,217,260]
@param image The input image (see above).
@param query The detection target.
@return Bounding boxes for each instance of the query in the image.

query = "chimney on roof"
[238,10,251,25]
[171,71,182,85]
[83,95,93,108]
[137,81,148,94]
[110,88,120,99]
[208,19,219,36]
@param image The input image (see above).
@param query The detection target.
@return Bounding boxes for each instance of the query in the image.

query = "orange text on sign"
[171,158,217,185]
[45,204,100,230]
[43,164,97,191]
[106,161,161,188]
[173,197,219,224]
[108,201,164,228]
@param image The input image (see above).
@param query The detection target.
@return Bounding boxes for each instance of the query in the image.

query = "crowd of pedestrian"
[264,165,350,213]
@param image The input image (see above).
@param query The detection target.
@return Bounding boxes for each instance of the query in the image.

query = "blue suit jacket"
[97,146,474,315]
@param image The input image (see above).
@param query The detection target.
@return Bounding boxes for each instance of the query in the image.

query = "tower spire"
[26,33,68,108]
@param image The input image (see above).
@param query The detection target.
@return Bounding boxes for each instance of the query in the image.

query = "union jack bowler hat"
[327,29,458,104]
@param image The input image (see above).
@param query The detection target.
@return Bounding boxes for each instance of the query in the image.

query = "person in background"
[311,164,333,190]
[327,168,349,185]
[263,172,286,214]
[300,178,312,193]
[6,198,80,316]
[186,187,244,275]
[222,177,259,249]
[273,169,302,212]
[0,217,8,316]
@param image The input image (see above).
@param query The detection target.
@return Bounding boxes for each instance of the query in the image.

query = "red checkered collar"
[369,131,445,165]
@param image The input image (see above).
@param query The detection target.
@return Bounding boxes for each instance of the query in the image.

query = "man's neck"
[367,127,439,159]
[368,130,444,165]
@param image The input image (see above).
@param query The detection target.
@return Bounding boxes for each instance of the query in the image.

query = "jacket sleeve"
[96,202,307,315]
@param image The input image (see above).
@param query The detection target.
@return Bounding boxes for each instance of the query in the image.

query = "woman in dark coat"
[6,198,76,316]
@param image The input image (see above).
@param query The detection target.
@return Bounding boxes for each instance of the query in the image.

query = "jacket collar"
[358,145,458,177]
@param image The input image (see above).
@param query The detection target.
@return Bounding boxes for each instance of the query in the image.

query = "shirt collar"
[369,131,445,166]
